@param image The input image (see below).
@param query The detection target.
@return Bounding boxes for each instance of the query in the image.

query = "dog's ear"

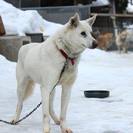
[87,14,97,26]
[69,13,80,28]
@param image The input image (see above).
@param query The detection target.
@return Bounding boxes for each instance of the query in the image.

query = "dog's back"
[18,43,41,62]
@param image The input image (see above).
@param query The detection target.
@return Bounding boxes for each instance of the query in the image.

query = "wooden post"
[74,0,77,5]
[0,16,6,36]
[110,0,118,37]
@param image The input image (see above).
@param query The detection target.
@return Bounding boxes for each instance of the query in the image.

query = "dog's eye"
[81,31,87,37]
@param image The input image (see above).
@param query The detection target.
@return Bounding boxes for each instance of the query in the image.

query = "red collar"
[59,49,76,65]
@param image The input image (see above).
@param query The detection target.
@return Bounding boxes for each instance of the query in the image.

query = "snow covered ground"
[1,49,133,133]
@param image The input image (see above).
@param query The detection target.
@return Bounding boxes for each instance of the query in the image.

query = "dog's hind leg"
[23,79,35,100]
[123,45,128,53]
[11,76,30,124]
[11,62,35,124]
[117,45,122,53]
[49,89,60,125]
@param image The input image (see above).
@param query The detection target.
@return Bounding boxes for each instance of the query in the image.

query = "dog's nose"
[90,40,98,49]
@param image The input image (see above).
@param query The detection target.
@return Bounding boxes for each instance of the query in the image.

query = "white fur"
[116,30,133,53]
[11,13,97,133]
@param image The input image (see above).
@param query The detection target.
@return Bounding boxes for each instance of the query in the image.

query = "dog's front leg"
[49,88,60,125]
[41,85,51,133]
[60,83,73,133]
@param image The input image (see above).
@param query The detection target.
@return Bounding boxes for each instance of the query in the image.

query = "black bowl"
[84,90,110,98]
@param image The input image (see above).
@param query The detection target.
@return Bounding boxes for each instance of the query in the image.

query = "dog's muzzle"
[90,40,98,49]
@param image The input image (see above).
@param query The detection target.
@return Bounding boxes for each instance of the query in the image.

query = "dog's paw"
[10,119,18,125]
[44,131,50,133]
[61,128,73,133]
[54,119,60,125]
[43,127,50,133]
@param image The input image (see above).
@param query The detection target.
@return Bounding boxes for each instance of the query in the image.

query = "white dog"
[11,13,97,133]
[116,29,133,53]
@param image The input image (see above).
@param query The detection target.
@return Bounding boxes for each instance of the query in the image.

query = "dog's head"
[62,13,97,54]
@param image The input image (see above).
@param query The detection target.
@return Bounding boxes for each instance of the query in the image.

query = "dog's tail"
[24,80,35,101]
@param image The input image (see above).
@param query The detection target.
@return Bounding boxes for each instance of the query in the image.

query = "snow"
[1,0,133,37]
[92,0,133,13]
[0,0,112,36]
[126,1,133,13]
[1,0,133,133]
[1,49,133,133]
[92,0,110,6]
[0,0,62,36]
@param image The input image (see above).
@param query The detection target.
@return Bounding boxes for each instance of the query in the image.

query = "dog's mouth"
[80,40,98,50]
[81,43,88,48]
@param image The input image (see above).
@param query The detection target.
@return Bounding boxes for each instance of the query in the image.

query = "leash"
[0,102,42,125]
[0,58,68,125]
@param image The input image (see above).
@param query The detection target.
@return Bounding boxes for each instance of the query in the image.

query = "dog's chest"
[59,60,78,84]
